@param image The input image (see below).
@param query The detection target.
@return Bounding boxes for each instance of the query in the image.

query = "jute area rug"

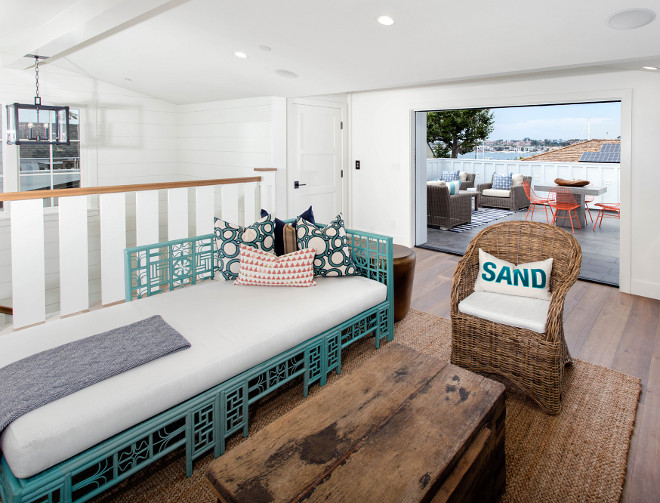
[85,309,640,503]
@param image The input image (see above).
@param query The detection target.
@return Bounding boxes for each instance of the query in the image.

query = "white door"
[288,101,344,224]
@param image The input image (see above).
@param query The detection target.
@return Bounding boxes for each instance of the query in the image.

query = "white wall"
[350,69,660,300]
[0,64,179,318]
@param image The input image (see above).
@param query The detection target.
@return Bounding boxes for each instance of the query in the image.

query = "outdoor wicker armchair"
[450,221,582,414]
[427,183,473,229]
[460,173,476,190]
[477,175,531,210]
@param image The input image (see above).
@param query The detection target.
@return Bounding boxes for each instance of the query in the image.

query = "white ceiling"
[1,0,659,104]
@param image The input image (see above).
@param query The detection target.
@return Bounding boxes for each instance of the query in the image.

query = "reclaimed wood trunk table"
[206,344,506,503]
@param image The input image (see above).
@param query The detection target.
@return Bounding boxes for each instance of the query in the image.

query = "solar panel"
[579,144,620,163]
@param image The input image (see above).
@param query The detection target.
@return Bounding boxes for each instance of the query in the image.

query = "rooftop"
[523,139,621,163]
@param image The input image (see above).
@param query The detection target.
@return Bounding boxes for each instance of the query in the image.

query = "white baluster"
[10,199,46,328]
[221,184,239,225]
[100,193,126,305]
[244,182,257,224]
[168,187,188,240]
[59,196,89,316]
[195,186,214,235]
[136,190,159,246]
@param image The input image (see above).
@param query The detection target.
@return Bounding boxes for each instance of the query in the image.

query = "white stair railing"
[1,175,275,329]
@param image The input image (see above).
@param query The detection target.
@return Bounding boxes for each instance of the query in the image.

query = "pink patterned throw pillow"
[234,244,316,287]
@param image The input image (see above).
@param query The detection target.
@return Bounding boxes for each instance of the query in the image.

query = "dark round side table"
[393,244,416,322]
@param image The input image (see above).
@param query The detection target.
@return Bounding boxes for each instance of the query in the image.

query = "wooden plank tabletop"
[206,343,505,503]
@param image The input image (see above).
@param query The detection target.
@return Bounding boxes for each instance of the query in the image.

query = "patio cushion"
[441,170,460,182]
[512,173,524,186]
[458,291,549,333]
[482,189,511,198]
[459,171,468,182]
[448,180,460,195]
[492,173,513,190]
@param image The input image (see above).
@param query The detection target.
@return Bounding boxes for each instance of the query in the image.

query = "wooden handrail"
[0,177,262,202]
[0,305,12,315]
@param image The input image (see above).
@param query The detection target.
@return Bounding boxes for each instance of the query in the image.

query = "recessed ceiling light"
[276,69,298,79]
[608,8,656,30]
[234,51,248,59]
[377,15,394,26]
[259,45,272,52]
[643,65,658,70]
[124,77,132,82]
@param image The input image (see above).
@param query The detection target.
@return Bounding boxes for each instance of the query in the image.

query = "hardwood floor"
[410,247,659,503]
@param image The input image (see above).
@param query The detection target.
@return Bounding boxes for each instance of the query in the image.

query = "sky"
[488,102,621,141]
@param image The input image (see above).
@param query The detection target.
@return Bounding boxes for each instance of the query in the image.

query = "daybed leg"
[185,410,193,477]
[303,348,310,397]
[375,328,381,349]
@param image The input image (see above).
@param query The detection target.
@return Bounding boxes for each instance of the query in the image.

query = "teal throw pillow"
[296,214,358,277]
[214,214,275,280]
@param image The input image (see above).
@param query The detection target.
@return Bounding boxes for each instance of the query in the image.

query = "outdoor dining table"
[535,184,607,229]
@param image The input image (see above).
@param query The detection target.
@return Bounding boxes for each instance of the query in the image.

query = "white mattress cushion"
[458,291,549,333]
[481,188,511,198]
[0,276,386,478]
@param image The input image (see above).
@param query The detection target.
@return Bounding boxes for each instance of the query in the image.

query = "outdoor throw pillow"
[441,170,460,182]
[473,248,553,301]
[296,214,358,277]
[214,214,275,280]
[234,244,316,287]
[492,173,513,190]
[260,206,315,256]
[448,180,461,195]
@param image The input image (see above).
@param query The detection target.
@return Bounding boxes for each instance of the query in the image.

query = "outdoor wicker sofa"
[0,229,393,503]
[450,221,581,414]
[477,174,531,210]
[427,183,473,229]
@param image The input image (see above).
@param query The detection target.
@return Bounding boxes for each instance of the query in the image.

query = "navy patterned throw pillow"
[214,214,275,280]
[260,206,315,256]
[296,214,358,277]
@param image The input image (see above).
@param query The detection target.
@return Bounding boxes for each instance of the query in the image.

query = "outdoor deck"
[421,207,620,286]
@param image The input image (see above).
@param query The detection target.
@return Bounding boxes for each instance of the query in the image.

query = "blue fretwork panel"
[117,436,150,475]
[192,401,215,457]
[326,333,341,375]
[378,307,390,342]
[247,353,305,401]
[124,234,215,302]
[346,232,389,285]
[224,386,245,436]
[25,486,63,503]
[153,418,186,454]
[341,312,378,347]
[71,456,114,501]
[307,343,324,385]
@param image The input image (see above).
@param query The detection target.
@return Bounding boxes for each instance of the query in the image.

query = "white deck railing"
[0,173,276,330]
[427,158,620,205]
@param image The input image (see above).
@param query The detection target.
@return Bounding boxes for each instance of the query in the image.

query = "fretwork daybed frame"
[0,228,393,503]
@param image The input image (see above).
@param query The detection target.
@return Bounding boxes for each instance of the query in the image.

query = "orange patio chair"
[522,180,552,224]
[584,195,594,225]
[547,187,582,234]
[593,202,620,230]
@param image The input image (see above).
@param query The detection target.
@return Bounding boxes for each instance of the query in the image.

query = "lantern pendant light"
[6,55,70,145]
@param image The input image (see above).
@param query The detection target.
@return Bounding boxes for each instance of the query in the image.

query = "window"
[18,109,80,207]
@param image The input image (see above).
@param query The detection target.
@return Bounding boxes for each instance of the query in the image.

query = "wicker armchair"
[450,221,582,414]
[477,175,531,210]
[460,173,476,190]
[427,184,473,229]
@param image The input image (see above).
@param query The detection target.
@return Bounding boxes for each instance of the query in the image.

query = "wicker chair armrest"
[450,238,481,315]
[459,180,474,190]
[476,182,492,192]
[510,185,530,206]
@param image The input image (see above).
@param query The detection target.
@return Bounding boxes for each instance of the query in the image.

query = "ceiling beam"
[2,0,189,69]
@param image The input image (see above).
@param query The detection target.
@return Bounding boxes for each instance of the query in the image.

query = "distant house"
[522,139,621,163]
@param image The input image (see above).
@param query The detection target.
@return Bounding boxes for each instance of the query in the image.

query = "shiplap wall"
[177,96,273,180]
[0,65,180,320]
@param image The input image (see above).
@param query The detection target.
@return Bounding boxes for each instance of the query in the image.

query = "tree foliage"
[427,109,495,158]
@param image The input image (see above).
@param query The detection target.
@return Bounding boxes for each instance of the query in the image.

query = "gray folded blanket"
[0,315,190,433]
